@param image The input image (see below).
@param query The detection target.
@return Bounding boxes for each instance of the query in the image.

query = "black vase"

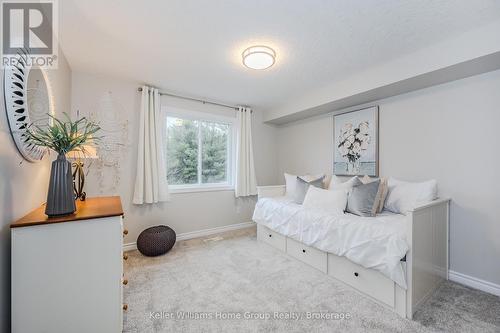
[45,153,76,217]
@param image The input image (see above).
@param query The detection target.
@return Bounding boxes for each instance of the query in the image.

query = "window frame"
[164,107,237,194]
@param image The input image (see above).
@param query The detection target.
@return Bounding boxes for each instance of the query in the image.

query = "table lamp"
[66,144,98,201]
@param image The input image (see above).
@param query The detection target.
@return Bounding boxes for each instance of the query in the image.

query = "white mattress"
[252,196,409,288]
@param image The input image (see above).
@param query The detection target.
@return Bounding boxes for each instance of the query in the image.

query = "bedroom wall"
[70,71,279,246]
[0,53,72,333]
[276,69,500,289]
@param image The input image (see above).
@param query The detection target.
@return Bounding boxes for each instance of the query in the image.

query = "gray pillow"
[346,179,380,217]
[349,176,363,189]
[294,176,325,204]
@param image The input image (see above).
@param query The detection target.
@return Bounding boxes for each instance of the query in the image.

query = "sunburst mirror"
[3,49,53,162]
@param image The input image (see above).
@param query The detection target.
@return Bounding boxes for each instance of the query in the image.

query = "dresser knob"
[123,229,129,236]
[268,234,272,238]
[302,249,306,253]
[123,304,128,311]
[123,279,128,285]
[123,254,128,260]
[354,272,359,277]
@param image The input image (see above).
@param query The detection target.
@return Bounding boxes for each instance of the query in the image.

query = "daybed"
[253,184,449,319]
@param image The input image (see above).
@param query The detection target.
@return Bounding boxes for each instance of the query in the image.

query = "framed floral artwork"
[333,106,379,176]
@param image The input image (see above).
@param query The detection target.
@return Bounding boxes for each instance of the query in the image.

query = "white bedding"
[252,196,409,288]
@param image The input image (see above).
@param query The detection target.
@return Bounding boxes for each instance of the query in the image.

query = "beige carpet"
[123,227,500,333]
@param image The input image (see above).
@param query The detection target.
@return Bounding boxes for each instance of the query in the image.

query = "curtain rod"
[137,87,243,111]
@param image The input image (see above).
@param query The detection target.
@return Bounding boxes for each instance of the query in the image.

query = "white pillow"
[302,186,347,215]
[384,178,438,214]
[327,175,341,189]
[284,173,298,198]
[328,175,359,191]
[284,173,324,198]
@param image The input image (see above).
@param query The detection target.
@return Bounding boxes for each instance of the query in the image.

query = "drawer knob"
[123,304,128,311]
[123,229,129,236]
[123,279,128,285]
[302,249,306,253]
[354,272,359,277]
[123,254,128,260]
[268,234,272,238]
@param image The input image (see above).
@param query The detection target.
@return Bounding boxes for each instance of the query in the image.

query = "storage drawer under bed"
[257,225,286,252]
[327,253,395,307]
[286,238,327,273]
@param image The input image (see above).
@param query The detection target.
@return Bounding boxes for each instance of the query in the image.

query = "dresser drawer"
[11,215,124,333]
[286,238,327,273]
[327,254,395,307]
[257,225,286,252]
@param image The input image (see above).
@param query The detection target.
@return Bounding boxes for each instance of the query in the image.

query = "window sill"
[168,186,235,194]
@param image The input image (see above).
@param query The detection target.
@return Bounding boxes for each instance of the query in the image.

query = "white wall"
[70,72,279,245]
[276,115,334,177]
[0,54,72,333]
[276,69,500,287]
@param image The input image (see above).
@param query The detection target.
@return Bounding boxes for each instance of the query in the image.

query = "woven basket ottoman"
[137,225,176,257]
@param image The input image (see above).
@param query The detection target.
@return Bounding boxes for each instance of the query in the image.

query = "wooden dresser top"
[11,196,123,228]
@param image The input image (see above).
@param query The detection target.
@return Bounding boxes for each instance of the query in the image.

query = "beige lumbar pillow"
[361,175,388,213]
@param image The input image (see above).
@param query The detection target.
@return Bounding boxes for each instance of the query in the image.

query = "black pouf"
[137,225,176,257]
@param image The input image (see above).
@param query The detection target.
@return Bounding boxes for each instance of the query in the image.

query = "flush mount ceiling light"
[242,45,276,70]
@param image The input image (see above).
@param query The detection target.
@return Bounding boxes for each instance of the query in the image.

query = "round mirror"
[27,68,51,127]
[4,52,53,162]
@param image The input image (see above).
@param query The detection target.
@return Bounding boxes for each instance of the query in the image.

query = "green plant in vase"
[26,113,100,216]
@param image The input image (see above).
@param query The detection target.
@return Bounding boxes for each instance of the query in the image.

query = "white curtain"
[133,86,170,204]
[235,106,257,197]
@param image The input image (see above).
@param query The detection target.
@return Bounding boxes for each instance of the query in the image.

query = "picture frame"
[333,106,379,177]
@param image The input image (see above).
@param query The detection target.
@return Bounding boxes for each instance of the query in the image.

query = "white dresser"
[11,196,127,333]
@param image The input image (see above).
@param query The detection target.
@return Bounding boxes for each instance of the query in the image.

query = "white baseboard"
[449,270,500,296]
[123,221,255,252]
[123,242,139,252]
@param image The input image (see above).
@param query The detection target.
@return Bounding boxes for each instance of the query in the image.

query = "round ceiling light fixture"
[242,45,276,70]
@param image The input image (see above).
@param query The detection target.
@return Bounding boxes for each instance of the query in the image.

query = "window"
[166,109,235,192]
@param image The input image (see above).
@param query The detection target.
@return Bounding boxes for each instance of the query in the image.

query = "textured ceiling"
[59,0,500,111]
